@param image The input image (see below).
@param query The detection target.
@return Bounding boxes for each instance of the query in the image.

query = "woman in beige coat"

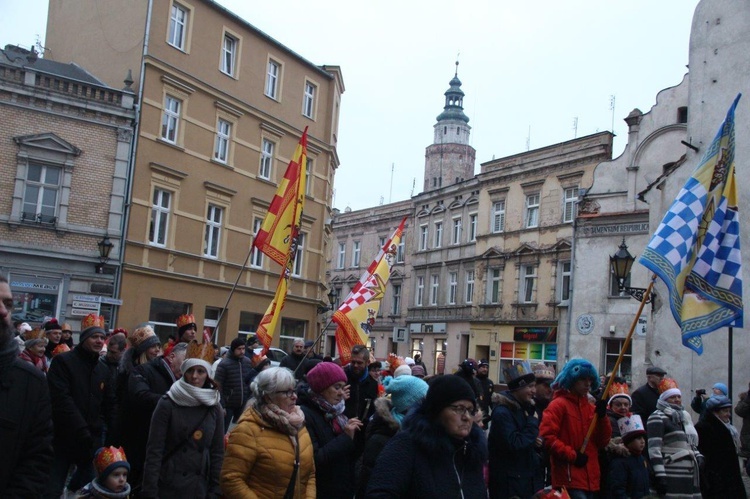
[221,366,315,498]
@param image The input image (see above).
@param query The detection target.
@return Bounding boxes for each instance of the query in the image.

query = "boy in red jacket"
[539,358,611,499]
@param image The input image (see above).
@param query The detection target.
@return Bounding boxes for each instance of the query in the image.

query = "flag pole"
[211,241,256,345]
[293,317,334,378]
[580,274,656,453]
[729,326,734,422]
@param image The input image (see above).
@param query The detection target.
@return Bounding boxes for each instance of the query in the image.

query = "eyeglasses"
[273,389,297,398]
[447,404,477,417]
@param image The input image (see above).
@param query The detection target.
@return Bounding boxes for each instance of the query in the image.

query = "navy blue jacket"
[214,354,252,409]
[488,391,543,499]
[607,453,650,499]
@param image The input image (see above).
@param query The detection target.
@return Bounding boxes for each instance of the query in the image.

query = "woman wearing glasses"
[299,361,363,498]
[220,366,315,498]
[366,375,488,498]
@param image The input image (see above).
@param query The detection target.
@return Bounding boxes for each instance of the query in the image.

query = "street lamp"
[96,236,114,274]
[317,288,338,314]
[609,238,653,303]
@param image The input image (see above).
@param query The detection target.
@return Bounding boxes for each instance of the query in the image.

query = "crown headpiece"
[52,343,70,356]
[176,313,196,329]
[658,377,679,394]
[94,446,129,478]
[81,313,105,331]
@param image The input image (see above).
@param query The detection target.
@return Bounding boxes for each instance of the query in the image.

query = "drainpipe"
[564,192,584,363]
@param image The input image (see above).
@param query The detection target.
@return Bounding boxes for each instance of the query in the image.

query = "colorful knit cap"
[129,325,160,355]
[306,362,347,393]
[94,446,129,482]
[551,358,600,391]
[383,374,428,415]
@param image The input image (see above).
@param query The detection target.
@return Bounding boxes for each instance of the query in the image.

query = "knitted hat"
[712,382,728,396]
[79,313,106,343]
[478,359,489,367]
[423,375,476,417]
[411,364,426,378]
[551,358,600,391]
[175,313,196,338]
[383,375,429,415]
[394,364,412,378]
[459,358,477,375]
[44,318,62,332]
[532,363,556,382]
[705,394,732,412]
[93,446,130,482]
[182,340,216,379]
[18,322,32,334]
[617,415,647,445]
[129,325,161,355]
[503,361,536,391]
[24,328,48,349]
[404,356,415,366]
[52,343,70,357]
[607,382,632,406]
[306,362,347,393]
[246,335,259,347]
[658,377,681,401]
[230,337,245,352]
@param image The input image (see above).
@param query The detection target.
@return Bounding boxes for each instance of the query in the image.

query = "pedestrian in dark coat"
[476,359,495,427]
[489,363,543,499]
[279,338,308,379]
[366,375,488,499]
[344,345,379,457]
[631,366,667,422]
[142,342,223,498]
[607,415,650,499]
[214,337,253,430]
[735,383,750,459]
[695,395,746,499]
[0,278,54,497]
[46,313,116,497]
[300,362,363,499]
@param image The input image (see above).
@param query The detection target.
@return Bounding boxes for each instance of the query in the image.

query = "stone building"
[0,44,135,332]
[45,0,343,348]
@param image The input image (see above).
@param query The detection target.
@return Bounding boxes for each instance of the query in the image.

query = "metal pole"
[729,326,734,423]
[293,317,334,378]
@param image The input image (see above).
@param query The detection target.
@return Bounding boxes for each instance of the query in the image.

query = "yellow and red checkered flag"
[333,217,407,363]
[252,128,308,266]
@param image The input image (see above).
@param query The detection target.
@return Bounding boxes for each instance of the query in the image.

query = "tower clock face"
[576,314,594,335]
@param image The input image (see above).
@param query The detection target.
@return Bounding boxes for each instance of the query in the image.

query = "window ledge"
[256,177,277,187]
[157,138,185,151]
[478,303,503,308]
[512,302,538,308]
[210,158,234,170]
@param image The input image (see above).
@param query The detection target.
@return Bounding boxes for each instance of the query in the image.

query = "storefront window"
[498,341,557,383]
[434,338,447,375]
[9,275,60,324]
[149,298,190,341]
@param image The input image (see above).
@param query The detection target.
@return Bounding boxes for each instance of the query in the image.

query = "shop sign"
[513,326,557,343]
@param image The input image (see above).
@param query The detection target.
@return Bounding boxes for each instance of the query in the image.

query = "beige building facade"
[45,0,343,349]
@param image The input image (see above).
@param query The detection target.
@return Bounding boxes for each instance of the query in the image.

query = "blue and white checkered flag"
[640,94,743,354]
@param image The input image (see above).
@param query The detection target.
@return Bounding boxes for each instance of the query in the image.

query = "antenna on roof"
[410,177,416,197]
[609,95,616,133]
[34,35,48,58]
[526,125,531,151]
[455,53,460,76]
[572,117,578,138]
[389,163,394,203]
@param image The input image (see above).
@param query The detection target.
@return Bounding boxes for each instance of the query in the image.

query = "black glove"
[654,476,668,495]
[573,451,588,467]
[595,399,607,418]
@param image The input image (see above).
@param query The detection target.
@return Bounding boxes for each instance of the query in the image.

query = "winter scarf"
[80,479,131,499]
[255,401,306,436]
[717,412,742,453]
[166,377,221,407]
[19,349,48,373]
[656,398,699,446]
[309,390,348,435]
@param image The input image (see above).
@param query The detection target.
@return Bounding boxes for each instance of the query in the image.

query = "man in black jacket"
[46,313,116,498]
[631,366,667,421]
[0,277,53,497]
[279,337,308,379]
[215,337,253,430]
[476,359,495,426]
[344,345,378,457]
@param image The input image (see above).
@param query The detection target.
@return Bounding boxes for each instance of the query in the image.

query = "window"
[419,225,428,251]
[452,218,462,245]
[149,189,171,246]
[204,204,222,258]
[396,240,405,263]
[563,187,578,223]
[265,60,280,99]
[149,298,190,341]
[251,218,263,268]
[391,284,401,315]
[221,34,237,76]
[465,270,475,303]
[337,243,345,269]
[499,342,558,383]
[279,318,306,356]
[161,95,181,143]
[22,164,60,224]
[292,232,305,277]
[469,213,477,241]
[603,338,632,383]
[492,200,505,233]
[378,236,386,250]
[214,119,231,163]
[303,81,316,118]
[259,139,274,180]
[305,158,312,196]
[448,272,458,304]
[352,241,361,267]
[520,265,536,303]
[559,261,572,302]
[610,267,631,296]
[433,222,443,248]
[525,193,540,228]
[487,268,501,304]
[168,3,188,50]
[238,311,263,337]
[430,275,439,306]
[416,276,424,306]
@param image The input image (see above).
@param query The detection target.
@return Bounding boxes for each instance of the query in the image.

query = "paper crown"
[111,327,128,337]
[93,446,129,479]
[532,362,556,381]
[503,361,536,389]
[617,414,646,441]
[81,313,105,331]
[52,343,70,356]
[129,325,157,349]
[186,339,216,364]
[24,328,46,342]
[176,313,196,329]
[658,377,679,394]
[252,353,270,369]
[61,323,73,332]
[387,353,404,376]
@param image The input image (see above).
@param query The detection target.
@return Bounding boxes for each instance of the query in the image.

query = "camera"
[696,389,706,395]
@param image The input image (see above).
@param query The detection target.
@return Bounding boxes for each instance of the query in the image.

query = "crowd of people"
[1,275,750,498]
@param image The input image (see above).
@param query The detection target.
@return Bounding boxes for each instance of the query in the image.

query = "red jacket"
[539,389,611,491]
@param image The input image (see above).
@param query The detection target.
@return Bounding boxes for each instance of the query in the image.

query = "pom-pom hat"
[44,318,62,332]
[658,377,681,401]
[306,362,347,393]
[94,446,130,482]
[383,375,428,416]
[80,313,106,343]
[551,358,600,391]
[617,415,647,445]
[393,364,412,378]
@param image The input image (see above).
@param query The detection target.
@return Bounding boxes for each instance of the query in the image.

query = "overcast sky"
[2,0,700,211]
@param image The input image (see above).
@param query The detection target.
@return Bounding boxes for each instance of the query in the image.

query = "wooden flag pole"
[579,274,656,453]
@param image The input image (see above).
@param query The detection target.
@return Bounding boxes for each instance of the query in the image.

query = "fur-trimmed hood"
[606,436,631,457]
[401,400,488,466]
[372,396,400,432]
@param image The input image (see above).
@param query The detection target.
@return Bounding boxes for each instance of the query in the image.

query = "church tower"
[423,62,476,192]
